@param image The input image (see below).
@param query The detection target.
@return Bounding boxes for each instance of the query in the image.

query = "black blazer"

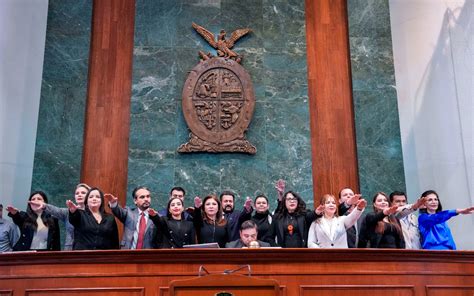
[150,215,196,248]
[272,210,319,248]
[9,211,60,251]
[359,211,405,249]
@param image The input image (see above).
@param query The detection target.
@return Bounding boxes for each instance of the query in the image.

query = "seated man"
[225,220,271,248]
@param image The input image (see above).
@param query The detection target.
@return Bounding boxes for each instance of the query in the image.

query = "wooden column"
[81,0,135,204]
[305,0,360,201]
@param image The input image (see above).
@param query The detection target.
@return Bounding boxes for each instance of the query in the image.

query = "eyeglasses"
[286,198,297,202]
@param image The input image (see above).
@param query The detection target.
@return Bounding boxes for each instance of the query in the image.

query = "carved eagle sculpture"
[192,22,251,63]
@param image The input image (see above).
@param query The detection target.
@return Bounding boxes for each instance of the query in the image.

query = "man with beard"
[105,186,155,249]
[220,191,253,241]
[158,187,193,221]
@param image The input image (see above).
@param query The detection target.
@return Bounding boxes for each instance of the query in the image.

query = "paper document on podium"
[183,242,220,249]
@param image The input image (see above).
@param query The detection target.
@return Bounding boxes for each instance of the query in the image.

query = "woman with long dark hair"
[29,183,91,250]
[67,187,119,250]
[358,192,405,248]
[418,190,474,250]
[272,190,322,248]
[193,195,230,248]
[149,197,196,248]
[6,191,60,251]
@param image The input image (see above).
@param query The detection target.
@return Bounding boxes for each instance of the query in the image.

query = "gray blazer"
[111,205,155,249]
[44,204,75,250]
[225,239,271,248]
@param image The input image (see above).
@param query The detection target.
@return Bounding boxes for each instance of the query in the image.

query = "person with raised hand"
[272,188,323,248]
[193,195,230,248]
[28,183,91,250]
[418,190,474,250]
[220,191,253,241]
[308,194,366,248]
[104,186,155,249]
[338,188,363,248]
[7,191,60,251]
[358,192,405,248]
[389,191,426,249]
[68,187,118,250]
[148,197,195,248]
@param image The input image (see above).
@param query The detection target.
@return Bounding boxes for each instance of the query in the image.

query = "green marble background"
[348,0,406,199]
[31,0,405,224]
[128,0,312,210]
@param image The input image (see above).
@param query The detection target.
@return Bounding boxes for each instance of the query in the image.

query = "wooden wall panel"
[81,0,135,204]
[25,288,144,296]
[426,286,474,296]
[2,250,474,296]
[300,285,415,296]
[305,0,359,201]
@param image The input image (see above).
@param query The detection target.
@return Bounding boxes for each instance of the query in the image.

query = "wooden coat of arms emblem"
[178,23,257,154]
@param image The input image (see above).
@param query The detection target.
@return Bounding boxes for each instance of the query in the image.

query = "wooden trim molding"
[81,0,136,204]
[305,0,359,202]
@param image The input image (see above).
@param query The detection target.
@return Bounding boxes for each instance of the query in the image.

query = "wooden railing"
[1,249,474,296]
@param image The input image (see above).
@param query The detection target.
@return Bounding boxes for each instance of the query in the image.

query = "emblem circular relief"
[179,57,256,153]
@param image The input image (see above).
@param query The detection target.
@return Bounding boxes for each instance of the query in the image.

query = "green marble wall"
[31,0,91,204]
[348,0,406,198]
[128,0,312,210]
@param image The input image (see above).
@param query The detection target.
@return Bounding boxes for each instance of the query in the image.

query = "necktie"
[136,213,146,249]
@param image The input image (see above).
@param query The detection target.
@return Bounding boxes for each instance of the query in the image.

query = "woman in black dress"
[67,187,119,250]
[7,191,60,251]
[193,195,229,248]
[272,190,321,248]
[251,194,275,246]
[358,192,405,248]
[149,197,196,248]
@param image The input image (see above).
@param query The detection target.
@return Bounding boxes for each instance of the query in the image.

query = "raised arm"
[343,199,366,229]
[43,203,69,221]
[104,193,128,223]
[418,209,458,228]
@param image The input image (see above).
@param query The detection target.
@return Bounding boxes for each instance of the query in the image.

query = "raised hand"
[457,206,474,215]
[6,205,18,215]
[244,197,253,211]
[66,200,78,213]
[356,199,367,210]
[383,205,398,216]
[148,208,158,217]
[347,193,361,206]
[104,193,118,203]
[194,196,202,208]
[28,200,45,211]
[413,196,427,210]
[275,179,286,201]
[315,204,325,215]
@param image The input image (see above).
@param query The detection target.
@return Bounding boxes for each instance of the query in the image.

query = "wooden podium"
[1,249,474,296]
[169,272,279,296]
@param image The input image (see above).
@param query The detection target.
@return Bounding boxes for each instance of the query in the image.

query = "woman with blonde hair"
[308,194,366,248]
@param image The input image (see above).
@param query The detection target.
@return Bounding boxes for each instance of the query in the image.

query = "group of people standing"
[1,180,473,252]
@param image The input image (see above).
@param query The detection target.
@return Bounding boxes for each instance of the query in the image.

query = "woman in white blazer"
[308,194,366,248]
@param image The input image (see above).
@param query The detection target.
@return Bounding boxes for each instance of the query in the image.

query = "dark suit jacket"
[110,205,155,249]
[225,239,271,248]
[9,211,60,251]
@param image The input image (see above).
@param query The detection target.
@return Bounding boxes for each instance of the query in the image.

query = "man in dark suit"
[221,191,253,241]
[226,220,271,248]
[105,187,155,249]
[338,188,364,248]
